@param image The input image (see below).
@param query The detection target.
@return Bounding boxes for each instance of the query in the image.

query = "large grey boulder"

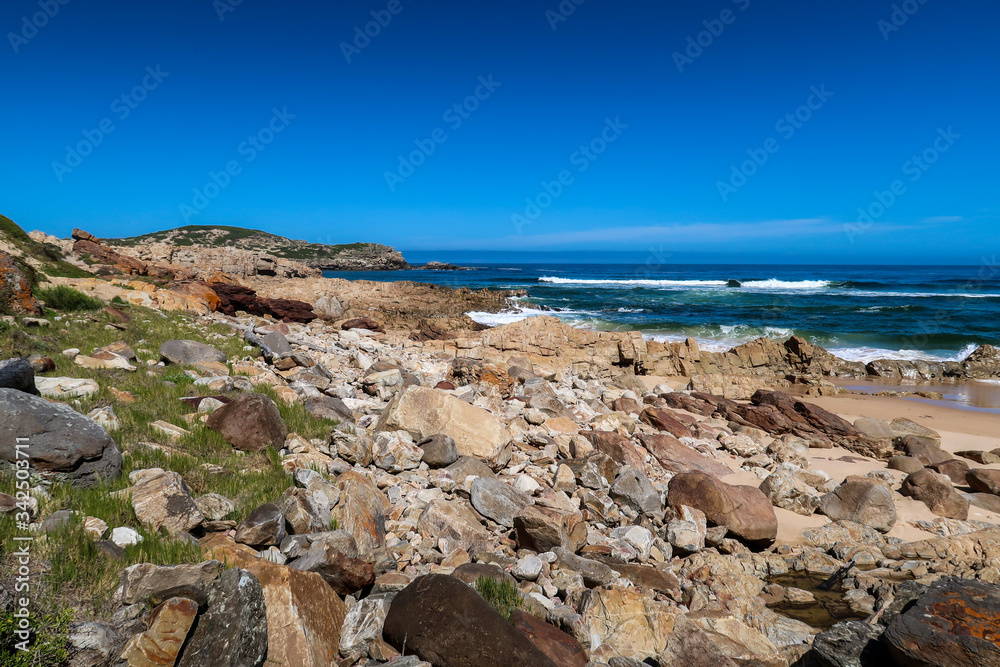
[159,339,227,365]
[818,478,897,533]
[470,477,531,527]
[0,388,122,487]
[0,358,38,395]
[176,568,268,667]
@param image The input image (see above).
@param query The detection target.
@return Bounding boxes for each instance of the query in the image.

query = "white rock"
[110,527,143,547]
[513,474,541,496]
[512,555,543,581]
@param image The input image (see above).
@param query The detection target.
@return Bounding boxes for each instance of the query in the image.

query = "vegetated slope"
[0,214,93,283]
[112,225,408,270]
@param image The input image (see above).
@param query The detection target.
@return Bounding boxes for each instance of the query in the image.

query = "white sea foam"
[538,277,727,287]
[617,307,646,313]
[740,279,832,290]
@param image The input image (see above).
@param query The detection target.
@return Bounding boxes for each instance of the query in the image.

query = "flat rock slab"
[160,339,227,365]
[884,576,1000,666]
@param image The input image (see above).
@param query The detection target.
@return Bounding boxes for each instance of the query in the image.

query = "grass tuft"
[35,285,103,312]
[475,576,523,620]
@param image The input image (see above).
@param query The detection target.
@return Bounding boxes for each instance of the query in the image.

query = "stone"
[120,597,198,667]
[888,455,925,474]
[553,464,576,492]
[290,541,375,595]
[667,472,777,546]
[639,433,732,477]
[382,574,558,667]
[967,468,1000,496]
[899,435,950,466]
[610,468,662,515]
[131,468,204,535]
[510,609,588,667]
[0,388,122,487]
[811,620,888,667]
[117,560,223,605]
[452,562,517,587]
[195,493,235,521]
[661,612,785,667]
[759,465,822,517]
[206,392,287,451]
[332,471,388,555]
[235,503,286,547]
[418,434,459,467]
[957,449,1000,465]
[203,536,348,667]
[417,499,489,554]
[87,406,120,431]
[853,416,898,440]
[111,526,143,547]
[83,516,108,539]
[339,596,390,660]
[667,505,707,554]
[372,430,423,473]
[303,394,353,422]
[75,353,136,371]
[67,621,118,667]
[818,477,897,533]
[376,386,511,468]
[927,458,971,484]
[313,294,345,320]
[34,376,99,399]
[890,417,941,441]
[578,586,675,660]
[0,357,38,395]
[639,407,690,438]
[900,469,969,520]
[0,252,42,314]
[176,568,268,667]
[470,477,531,527]
[159,339,227,365]
[514,505,588,553]
[552,547,617,587]
[280,487,329,534]
[512,555,544,581]
[884,576,1000,667]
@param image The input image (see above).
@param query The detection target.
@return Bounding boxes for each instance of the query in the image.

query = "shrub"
[0,607,71,667]
[475,576,523,620]
[35,285,102,312]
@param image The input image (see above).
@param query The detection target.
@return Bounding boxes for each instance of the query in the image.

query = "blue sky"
[1,0,997,263]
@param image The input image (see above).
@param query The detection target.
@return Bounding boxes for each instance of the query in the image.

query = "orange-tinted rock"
[73,238,148,275]
[639,407,691,439]
[120,597,198,667]
[169,281,222,311]
[885,577,1000,666]
[0,253,41,314]
[667,471,777,546]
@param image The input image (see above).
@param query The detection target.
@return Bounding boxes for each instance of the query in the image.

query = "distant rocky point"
[415,261,471,271]
[107,225,409,271]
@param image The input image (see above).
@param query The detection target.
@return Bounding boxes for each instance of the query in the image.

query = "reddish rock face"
[73,238,148,275]
[639,407,692,439]
[341,316,383,332]
[899,469,969,520]
[885,577,1000,667]
[579,430,647,472]
[207,282,316,323]
[205,393,288,452]
[667,471,778,547]
[639,434,735,478]
[0,253,42,314]
[510,610,588,667]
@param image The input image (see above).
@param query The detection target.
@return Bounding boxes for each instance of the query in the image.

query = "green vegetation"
[0,607,72,667]
[475,576,523,620]
[0,214,93,281]
[0,305,338,620]
[35,285,103,312]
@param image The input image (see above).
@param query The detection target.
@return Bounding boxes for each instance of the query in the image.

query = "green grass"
[0,214,94,283]
[35,285,103,312]
[0,305,339,619]
[475,576,523,620]
[0,606,72,667]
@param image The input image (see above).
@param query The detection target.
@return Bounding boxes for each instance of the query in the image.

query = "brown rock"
[639,433,731,477]
[927,459,971,485]
[120,597,198,667]
[899,435,951,466]
[131,469,204,535]
[206,393,287,452]
[900,469,969,520]
[0,253,42,314]
[639,407,691,438]
[818,477,897,533]
[332,471,388,555]
[510,610,588,667]
[383,574,557,667]
[884,576,1000,667]
[579,431,646,472]
[514,505,588,553]
[342,317,383,332]
[667,472,778,546]
[290,543,375,595]
[966,468,1000,496]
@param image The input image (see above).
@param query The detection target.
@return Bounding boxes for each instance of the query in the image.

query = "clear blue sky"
[2,0,997,263]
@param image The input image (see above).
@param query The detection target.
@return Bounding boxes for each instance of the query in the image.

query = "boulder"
[639,433,732,477]
[382,574,558,667]
[818,477,897,533]
[759,465,822,517]
[376,386,511,468]
[639,407,690,438]
[927,458,971,485]
[176,568,268,667]
[666,505,707,554]
[514,505,588,553]
[470,477,531,528]
[967,468,1000,496]
[853,417,897,440]
[34,376,99,399]
[120,597,199,667]
[235,503,286,547]
[578,586,675,660]
[131,469,204,535]
[418,434,459,467]
[900,469,969,520]
[116,560,223,606]
[0,252,42,314]
[667,472,777,546]
[510,609,588,667]
[884,576,1000,666]
[203,535,348,667]
[899,435,950,466]
[0,358,38,395]
[313,295,345,320]
[661,612,785,667]
[280,487,329,534]
[0,388,122,487]
[339,596,390,660]
[331,471,388,555]
[888,456,925,474]
[371,430,423,473]
[206,393,287,452]
[290,541,375,595]
[417,499,489,553]
[609,468,662,515]
[159,339,227,365]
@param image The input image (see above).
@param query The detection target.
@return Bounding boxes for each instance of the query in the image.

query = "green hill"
[111,225,408,270]
[0,214,93,285]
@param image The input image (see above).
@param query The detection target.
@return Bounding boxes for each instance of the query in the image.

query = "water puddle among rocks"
[764,573,869,629]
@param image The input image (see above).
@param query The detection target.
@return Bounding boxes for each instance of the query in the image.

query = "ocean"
[322,262,999,364]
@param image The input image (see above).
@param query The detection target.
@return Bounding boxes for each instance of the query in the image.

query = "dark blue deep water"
[323,263,1000,362]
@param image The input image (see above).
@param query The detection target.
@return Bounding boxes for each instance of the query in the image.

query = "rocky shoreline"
[2,221,1000,666]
